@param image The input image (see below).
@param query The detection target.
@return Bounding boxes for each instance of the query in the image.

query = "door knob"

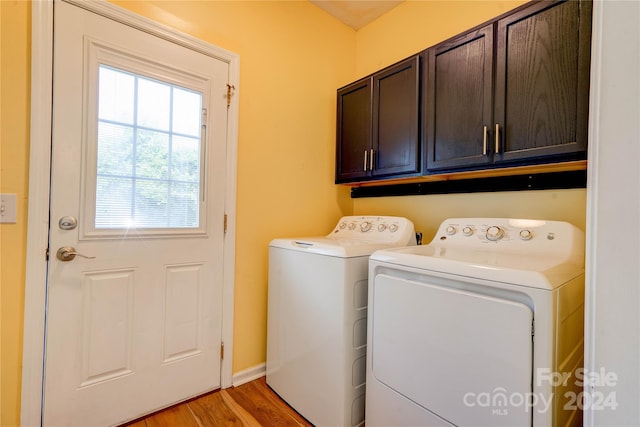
[56,246,96,262]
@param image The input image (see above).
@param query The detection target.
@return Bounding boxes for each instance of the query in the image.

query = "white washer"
[267,216,416,427]
[366,218,585,427]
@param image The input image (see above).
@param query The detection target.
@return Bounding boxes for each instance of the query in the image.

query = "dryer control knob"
[463,227,474,236]
[360,221,372,232]
[389,224,399,232]
[486,226,504,241]
[446,226,457,235]
[339,222,347,229]
[519,229,533,240]
[348,223,356,230]
[378,224,387,232]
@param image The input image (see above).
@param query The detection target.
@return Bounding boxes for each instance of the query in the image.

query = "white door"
[44,2,229,425]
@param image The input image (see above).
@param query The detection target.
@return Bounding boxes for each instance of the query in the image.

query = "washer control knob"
[339,222,347,229]
[462,226,474,236]
[348,222,356,230]
[519,229,533,241]
[486,226,504,241]
[360,221,372,232]
[378,224,387,232]
[446,226,457,235]
[389,224,399,233]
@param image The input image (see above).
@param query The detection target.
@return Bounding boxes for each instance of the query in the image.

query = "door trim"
[21,1,239,425]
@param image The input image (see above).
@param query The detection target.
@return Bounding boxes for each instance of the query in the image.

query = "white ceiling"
[309,0,405,30]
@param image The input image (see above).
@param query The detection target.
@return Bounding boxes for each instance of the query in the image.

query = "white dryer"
[267,216,415,427]
[366,218,585,427]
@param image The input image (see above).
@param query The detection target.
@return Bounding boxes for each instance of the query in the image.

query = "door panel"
[426,25,494,171]
[372,274,533,426]
[373,56,420,177]
[44,2,228,425]
[495,0,591,162]
[336,78,372,182]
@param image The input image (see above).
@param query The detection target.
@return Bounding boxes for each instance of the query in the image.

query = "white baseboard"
[231,363,266,387]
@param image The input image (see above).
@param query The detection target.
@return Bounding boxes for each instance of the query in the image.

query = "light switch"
[0,194,17,224]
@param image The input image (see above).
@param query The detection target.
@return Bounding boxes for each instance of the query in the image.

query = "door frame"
[21,1,239,425]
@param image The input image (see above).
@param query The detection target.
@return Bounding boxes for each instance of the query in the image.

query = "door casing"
[21,1,239,425]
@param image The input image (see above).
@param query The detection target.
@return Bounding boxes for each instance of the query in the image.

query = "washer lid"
[270,237,414,258]
[370,244,584,289]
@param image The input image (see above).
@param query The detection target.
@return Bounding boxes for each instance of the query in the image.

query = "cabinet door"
[494,0,592,163]
[372,56,421,177]
[336,78,372,183]
[426,25,494,171]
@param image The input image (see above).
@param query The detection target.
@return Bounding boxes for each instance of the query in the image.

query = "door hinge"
[531,321,535,339]
[226,84,235,107]
[224,214,228,234]
[220,342,225,359]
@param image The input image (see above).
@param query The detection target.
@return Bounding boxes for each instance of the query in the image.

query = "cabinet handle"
[370,149,374,171]
[363,150,368,172]
[483,126,488,155]
[495,124,500,154]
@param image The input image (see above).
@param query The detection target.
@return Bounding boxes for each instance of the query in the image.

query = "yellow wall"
[352,0,587,234]
[0,1,31,426]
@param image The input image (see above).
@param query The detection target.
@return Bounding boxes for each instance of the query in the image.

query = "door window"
[81,40,212,239]
[96,65,203,229]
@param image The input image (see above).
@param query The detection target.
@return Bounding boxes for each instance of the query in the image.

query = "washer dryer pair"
[266,216,415,427]
[366,218,585,427]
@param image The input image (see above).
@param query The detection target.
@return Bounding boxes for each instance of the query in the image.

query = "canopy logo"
[462,368,618,416]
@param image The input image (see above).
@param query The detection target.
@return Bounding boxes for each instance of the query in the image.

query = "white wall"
[585,0,640,425]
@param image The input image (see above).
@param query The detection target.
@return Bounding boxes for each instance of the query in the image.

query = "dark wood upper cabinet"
[426,0,592,173]
[426,25,494,171]
[336,56,421,183]
[335,78,372,182]
[337,0,591,184]
[494,0,592,163]
[372,56,421,178]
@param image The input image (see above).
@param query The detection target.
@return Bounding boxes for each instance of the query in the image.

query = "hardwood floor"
[121,377,313,427]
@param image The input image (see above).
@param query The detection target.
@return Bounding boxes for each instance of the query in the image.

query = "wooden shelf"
[347,160,588,198]
[344,160,587,188]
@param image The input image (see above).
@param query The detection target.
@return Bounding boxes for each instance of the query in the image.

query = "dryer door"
[371,274,533,426]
